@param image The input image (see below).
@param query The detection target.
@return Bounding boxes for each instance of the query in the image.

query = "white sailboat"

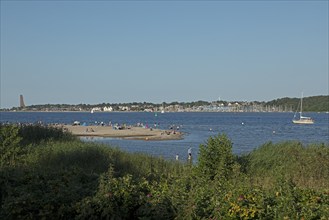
[292,93,314,124]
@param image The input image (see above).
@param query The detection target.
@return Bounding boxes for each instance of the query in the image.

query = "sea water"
[1,112,328,161]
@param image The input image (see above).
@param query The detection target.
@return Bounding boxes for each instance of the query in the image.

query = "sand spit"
[60,125,183,141]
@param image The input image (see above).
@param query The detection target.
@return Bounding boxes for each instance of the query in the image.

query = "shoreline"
[59,125,184,141]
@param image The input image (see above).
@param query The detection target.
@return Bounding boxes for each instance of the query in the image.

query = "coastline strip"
[59,125,183,141]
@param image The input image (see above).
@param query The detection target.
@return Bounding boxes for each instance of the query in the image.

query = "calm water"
[1,112,328,161]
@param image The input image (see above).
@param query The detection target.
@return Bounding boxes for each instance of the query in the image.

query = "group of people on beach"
[85,128,95,132]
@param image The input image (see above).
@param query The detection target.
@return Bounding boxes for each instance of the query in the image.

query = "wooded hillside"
[266,95,329,112]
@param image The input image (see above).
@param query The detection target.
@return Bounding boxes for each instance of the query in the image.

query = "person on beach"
[188,147,192,160]
[176,154,179,161]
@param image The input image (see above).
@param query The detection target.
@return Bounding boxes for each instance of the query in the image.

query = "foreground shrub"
[0,125,23,166]
[76,168,176,219]
[195,133,235,181]
[245,141,329,189]
[0,166,99,219]
[18,124,75,145]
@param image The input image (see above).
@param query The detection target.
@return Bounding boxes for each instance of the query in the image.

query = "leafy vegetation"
[1,125,328,219]
[195,133,235,181]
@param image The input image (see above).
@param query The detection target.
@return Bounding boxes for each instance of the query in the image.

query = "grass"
[245,141,329,189]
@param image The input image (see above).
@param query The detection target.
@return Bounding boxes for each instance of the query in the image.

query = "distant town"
[1,95,328,113]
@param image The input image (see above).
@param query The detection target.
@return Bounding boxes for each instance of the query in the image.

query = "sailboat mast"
[300,92,303,116]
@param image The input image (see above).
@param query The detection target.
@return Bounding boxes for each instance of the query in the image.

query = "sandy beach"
[60,125,183,141]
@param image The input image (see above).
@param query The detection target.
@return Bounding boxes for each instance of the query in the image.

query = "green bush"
[245,141,329,189]
[195,133,235,181]
[18,124,75,145]
[76,168,176,220]
[0,124,22,166]
[0,166,100,219]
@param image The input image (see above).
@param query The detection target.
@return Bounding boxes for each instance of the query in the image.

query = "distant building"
[103,106,113,112]
[121,106,130,111]
[20,95,25,108]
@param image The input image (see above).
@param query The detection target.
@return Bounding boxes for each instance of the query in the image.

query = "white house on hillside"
[103,106,113,112]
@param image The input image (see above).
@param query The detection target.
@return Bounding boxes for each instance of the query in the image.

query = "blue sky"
[1,1,328,108]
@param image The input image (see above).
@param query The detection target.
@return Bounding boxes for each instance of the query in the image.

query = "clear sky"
[1,1,328,108]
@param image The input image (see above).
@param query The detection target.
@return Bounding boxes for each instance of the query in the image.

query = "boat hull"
[292,119,314,124]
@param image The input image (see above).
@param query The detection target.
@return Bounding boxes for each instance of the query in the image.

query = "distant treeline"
[4,95,329,112]
[266,95,329,112]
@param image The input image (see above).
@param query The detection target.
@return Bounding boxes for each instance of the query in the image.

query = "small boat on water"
[292,93,314,124]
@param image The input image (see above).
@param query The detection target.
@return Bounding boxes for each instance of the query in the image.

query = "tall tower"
[20,95,25,108]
